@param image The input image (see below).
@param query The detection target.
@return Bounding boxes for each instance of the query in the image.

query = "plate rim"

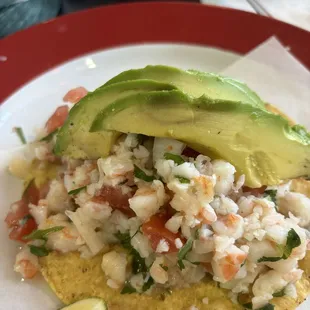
[0,2,310,104]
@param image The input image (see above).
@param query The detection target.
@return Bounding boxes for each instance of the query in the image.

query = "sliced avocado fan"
[90,90,310,188]
[103,65,264,109]
[54,80,176,159]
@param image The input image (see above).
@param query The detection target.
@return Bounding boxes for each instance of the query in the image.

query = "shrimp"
[101,251,128,285]
[252,270,288,308]
[210,195,239,215]
[278,191,310,227]
[247,240,279,263]
[265,258,298,274]
[193,175,215,203]
[29,199,48,225]
[212,244,247,282]
[212,160,236,195]
[14,247,39,279]
[199,203,217,224]
[82,200,112,221]
[212,213,244,239]
[41,214,81,253]
[129,180,166,221]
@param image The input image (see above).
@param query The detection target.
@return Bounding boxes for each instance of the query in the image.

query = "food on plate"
[5,66,310,310]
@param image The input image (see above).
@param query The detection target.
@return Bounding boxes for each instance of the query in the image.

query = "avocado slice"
[90,90,310,187]
[54,80,176,159]
[103,65,264,108]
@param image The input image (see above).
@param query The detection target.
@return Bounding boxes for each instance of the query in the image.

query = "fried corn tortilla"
[40,178,310,310]
[40,253,310,310]
[40,104,309,309]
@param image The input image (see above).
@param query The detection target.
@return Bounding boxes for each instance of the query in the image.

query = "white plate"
[0,43,308,310]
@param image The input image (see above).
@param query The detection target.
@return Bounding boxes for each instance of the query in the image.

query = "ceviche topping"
[6,130,310,309]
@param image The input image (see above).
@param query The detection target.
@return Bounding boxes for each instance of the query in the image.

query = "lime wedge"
[60,298,107,310]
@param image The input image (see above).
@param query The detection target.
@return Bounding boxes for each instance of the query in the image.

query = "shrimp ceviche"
[4,66,310,310]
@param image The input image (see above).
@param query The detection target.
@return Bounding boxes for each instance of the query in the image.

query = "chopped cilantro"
[264,189,277,203]
[164,153,185,165]
[283,228,301,259]
[160,264,168,271]
[273,288,285,297]
[134,165,155,182]
[142,276,154,292]
[177,238,193,270]
[13,127,26,144]
[121,281,137,294]
[28,244,50,257]
[258,228,301,263]
[68,186,87,195]
[176,176,190,184]
[23,226,64,241]
[115,231,148,274]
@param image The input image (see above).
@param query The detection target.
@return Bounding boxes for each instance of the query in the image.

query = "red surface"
[0,2,310,104]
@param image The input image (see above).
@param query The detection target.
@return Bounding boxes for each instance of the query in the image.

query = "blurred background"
[0,0,309,39]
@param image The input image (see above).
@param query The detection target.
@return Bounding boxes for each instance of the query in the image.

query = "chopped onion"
[65,209,108,255]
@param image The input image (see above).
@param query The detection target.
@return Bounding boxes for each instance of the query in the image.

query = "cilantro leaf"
[132,250,148,274]
[257,256,282,263]
[68,186,87,195]
[28,245,50,257]
[164,153,185,165]
[115,231,148,274]
[23,226,64,241]
[264,189,277,203]
[176,176,190,184]
[283,228,301,259]
[177,238,193,270]
[134,165,155,182]
[258,228,301,263]
[13,127,26,144]
[160,264,168,271]
[273,288,285,297]
[121,281,137,294]
[142,276,154,292]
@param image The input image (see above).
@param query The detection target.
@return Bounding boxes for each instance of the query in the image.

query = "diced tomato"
[94,186,135,217]
[45,105,69,134]
[182,147,200,158]
[63,87,88,104]
[5,200,29,228]
[142,212,184,253]
[9,217,37,242]
[5,181,48,241]
[5,180,45,228]
[38,181,50,200]
[22,180,40,205]
[243,185,267,196]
